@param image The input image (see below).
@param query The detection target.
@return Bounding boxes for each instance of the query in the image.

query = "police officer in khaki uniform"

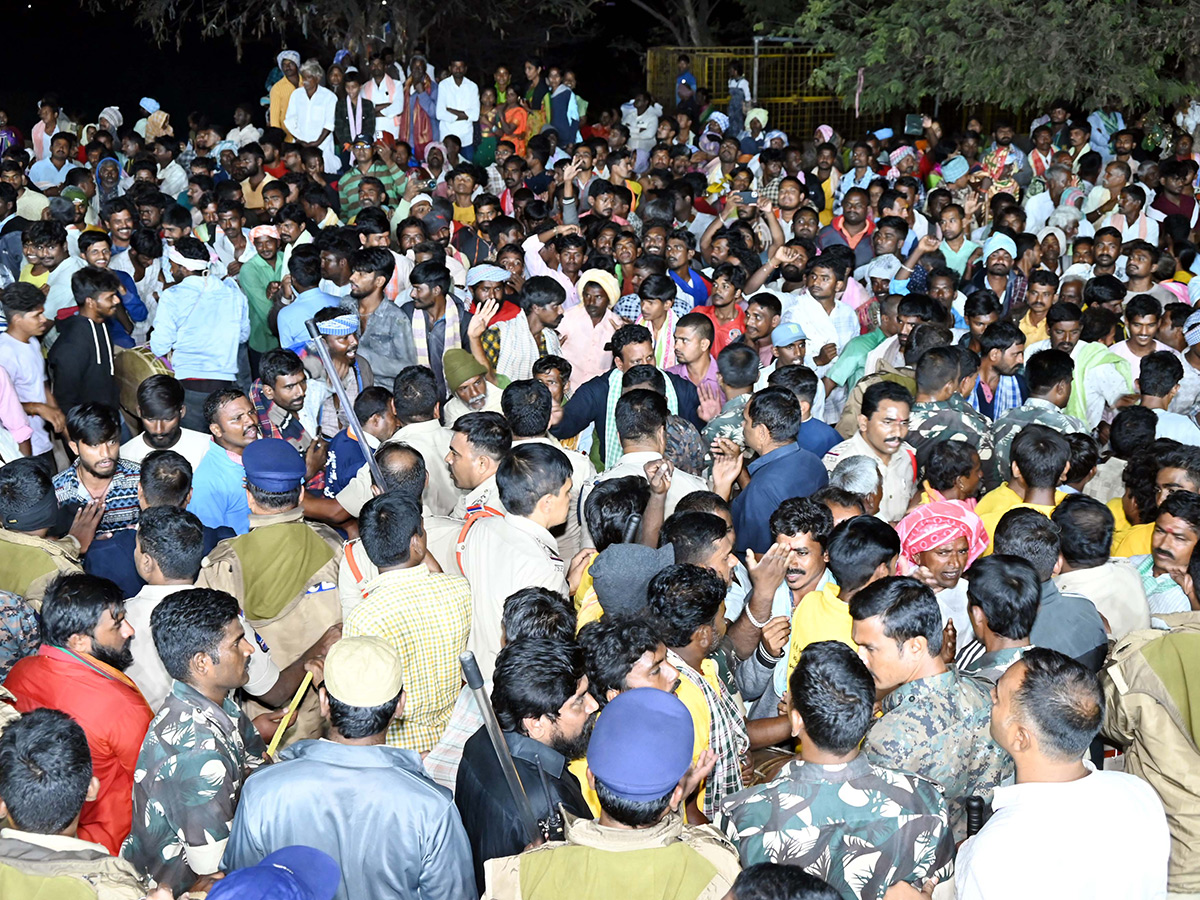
[459,443,584,682]
[196,438,343,747]
[446,412,509,519]
[502,380,595,563]
[336,366,461,517]
[0,459,88,608]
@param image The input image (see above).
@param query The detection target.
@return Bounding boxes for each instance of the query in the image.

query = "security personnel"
[459,443,573,682]
[0,458,85,607]
[196,438,343,746]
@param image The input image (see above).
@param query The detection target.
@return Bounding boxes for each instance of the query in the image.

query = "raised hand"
[68,500,105,554]
[745,541,789,594]
[813,342,838,366]
[697,382,723,422]
[468,297,501,338]
[710,437,744,493]
[760,615,791,657]
[644,457,674,495]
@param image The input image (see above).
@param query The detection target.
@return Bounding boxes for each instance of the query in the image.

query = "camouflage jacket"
[907,397,996,475]
[0,590,39,681]
[715,755,955,900]
[863,669,1014,842]
[988,398,1087,489]
[122,680,267,895]
[701,394,751,464]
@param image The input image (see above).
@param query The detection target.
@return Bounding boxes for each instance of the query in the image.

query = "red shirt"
[692,305,746,357]
[5,645,153,854]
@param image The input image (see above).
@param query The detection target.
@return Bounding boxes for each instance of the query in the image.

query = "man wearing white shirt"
[27,133,80,191]
[1022,164,1072,234]
[1138,350,1200,444]
[284,59,341,175]
[1024,303,1133,431]
[946,649,1169,900]
[780,258,859,382]
[153,138,189,199]
[126,506,285,712]
[120,374,214,473]
[436,59,480,161]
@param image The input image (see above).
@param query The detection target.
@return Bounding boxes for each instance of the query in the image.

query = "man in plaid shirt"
[248,347,330,493]
[344,491,472,752]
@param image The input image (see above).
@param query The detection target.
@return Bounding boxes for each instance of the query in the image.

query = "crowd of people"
[0,41,1198,900]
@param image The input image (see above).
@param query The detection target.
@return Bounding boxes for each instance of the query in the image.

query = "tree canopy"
[85,0,594,58]
[788,0,1200,114]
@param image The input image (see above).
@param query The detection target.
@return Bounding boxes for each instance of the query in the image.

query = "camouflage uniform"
[715,755,955,900]
[701,393,751,471]
[907,395,997,476]
[196,507,343,746]
[122,680,267,895]
[959,645,1029,685]
[987,398,1087,489]
[0,590,39,680]
[863,668,1014,842]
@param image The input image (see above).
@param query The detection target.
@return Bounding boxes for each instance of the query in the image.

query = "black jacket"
[455,727,591,895]
[551,369,703,449]
[46,316,120,413]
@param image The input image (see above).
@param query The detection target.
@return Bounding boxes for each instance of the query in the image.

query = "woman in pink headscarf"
[896,500,989,642]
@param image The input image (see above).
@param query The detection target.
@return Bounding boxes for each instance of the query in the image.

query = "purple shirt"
[668,356,724,403]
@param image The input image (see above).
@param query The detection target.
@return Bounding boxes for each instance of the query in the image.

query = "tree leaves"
[788,0,1200,113]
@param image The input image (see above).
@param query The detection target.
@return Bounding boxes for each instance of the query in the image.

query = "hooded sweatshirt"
[46,314,120,411]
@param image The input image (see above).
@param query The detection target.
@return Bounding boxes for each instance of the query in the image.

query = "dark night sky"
[1,0,654,137]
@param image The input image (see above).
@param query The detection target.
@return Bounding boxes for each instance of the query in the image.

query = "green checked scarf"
[602,367,679,470]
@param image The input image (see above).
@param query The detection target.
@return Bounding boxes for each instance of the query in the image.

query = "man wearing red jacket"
[4,573,152,854]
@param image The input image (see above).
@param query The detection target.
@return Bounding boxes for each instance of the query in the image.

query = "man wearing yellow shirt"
[648,564,792,821]
[725,497,835,718]
[1113,444,1200,557]
[270,52,301,141]
[783,515,900,695]
[1018,270,1058,345]
[575,616,687,817]
[648,563,745,821]
[979,425,1071,552]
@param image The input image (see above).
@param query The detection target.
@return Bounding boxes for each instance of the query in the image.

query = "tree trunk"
[685,0,713,44]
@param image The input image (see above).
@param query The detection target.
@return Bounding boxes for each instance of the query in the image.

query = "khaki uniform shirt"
[0,530,83,609]
[823,432,916,524]
[195,507,342,745]
[515,435,596,562]
[337,418,461,517]
[0,828,150,900]
[460,514,566,682]
[483,811,741,900]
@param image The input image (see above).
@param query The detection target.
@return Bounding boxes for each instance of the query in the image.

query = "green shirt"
[826,328,886,389]
[237,254,284,353]
[338,161,401,222]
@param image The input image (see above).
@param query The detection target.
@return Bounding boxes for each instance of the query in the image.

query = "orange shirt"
[5,645,153,853]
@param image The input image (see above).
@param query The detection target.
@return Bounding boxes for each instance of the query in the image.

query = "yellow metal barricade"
[647,45,859,141]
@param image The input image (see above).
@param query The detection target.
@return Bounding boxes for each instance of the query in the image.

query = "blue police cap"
[588,688,694,802]
[242,437,306,492]
[208,846,341,900]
